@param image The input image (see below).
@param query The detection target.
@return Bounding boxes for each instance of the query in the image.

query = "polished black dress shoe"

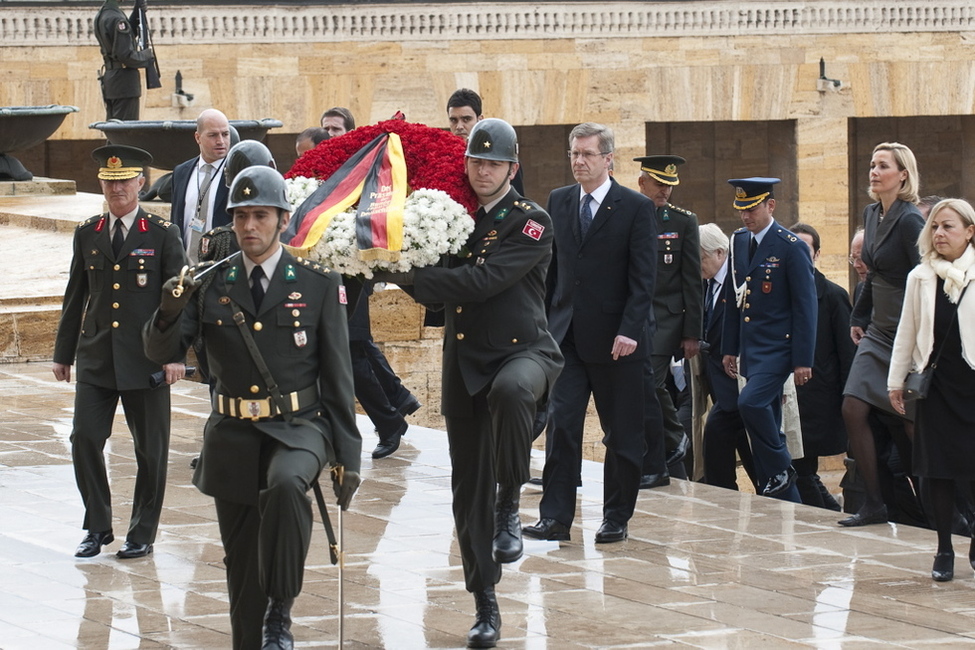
[467,588,501,648]
[522,518,570,541]
[527,476,543,486]
[396,395,422,417]
[639,471,670,489]
[969,538,975,572]
[372,421,408,459]
[761,465,798,497]
[594,519,628,544]
[837,505,888,527]
[116,541,153,559]
[932,552,954,582]
[493,484,523,563]
[75,530,114,558]
[262,597,294,650]
[665,433,690,466]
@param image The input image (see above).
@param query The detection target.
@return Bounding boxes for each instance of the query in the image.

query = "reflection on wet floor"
[3,361,975,648]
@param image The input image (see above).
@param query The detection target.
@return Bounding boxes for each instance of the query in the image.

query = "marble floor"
[3,362,975,649]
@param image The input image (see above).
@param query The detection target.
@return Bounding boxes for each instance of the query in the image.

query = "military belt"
[214,385,319,421]
[104,61,126,70]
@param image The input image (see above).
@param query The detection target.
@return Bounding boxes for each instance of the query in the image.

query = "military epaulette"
[294,256,333,276]
[733,227,749,235]
[773,227,800,243]
[77,215,102,230]
[666,203,696,217]
[143,212,172,229]
[512,199,541,213]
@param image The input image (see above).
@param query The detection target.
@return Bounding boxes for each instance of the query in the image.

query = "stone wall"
[4,1,975,287]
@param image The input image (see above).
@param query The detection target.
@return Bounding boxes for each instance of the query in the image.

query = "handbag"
[902,285,967,402]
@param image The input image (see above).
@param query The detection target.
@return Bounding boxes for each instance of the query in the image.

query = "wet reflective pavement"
[3,361,975,649]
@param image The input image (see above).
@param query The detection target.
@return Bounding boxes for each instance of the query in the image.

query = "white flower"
[284,176,322,213]
[308,188,473,277]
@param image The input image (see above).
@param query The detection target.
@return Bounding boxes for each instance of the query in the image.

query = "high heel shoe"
[932,552,954,582]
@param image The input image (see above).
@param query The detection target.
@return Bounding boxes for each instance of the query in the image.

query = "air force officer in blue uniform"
[720,178,817,502]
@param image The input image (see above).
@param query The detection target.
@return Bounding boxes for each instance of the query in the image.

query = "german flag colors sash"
[284,133,407,262]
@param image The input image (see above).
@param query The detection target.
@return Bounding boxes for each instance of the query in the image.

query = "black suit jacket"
[546,178,656,363]
[703,272,739,412]
[170,156,231,239]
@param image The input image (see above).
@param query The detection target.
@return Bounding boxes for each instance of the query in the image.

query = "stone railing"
[2,1,974,46]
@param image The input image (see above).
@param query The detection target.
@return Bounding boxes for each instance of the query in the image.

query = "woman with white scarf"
[889,198,975,582]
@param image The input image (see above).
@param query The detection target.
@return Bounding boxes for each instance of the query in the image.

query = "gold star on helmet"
[484,140,491,149]
[243,187,251,196]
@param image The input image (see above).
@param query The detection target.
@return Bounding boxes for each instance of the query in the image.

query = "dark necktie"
[579,194,594,238]
[112,219,125,258]
[250,265,266,311]
[748,235,758,261]
[703,278,717,332]
[476,207,487,222]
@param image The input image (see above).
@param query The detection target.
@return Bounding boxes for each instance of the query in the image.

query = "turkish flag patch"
[522,219,544,240]
[338,285,348,304]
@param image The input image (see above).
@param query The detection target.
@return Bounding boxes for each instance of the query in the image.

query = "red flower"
[287,120,478,214]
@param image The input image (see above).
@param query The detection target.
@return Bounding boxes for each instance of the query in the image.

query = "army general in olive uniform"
[635,155,703,485]
[94,0,154,121]
[144,166,360,650]
[386,119,563,649]
[53,145,187,560]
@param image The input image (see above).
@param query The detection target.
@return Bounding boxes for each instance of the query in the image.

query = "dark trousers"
[350,340,406,440]
[737,372,800,502]
[640,355,667,476]
[445,357,546,593]
[541,341,645,527]
[70,381,171,543]
[103,95,139,121]
[702,404,756,491]
[214,439,324,650]
[364,339,413,409]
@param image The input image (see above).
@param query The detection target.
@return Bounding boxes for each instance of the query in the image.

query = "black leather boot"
[262,598,295,650]
[467,587,501,648]
[493,483,523,563]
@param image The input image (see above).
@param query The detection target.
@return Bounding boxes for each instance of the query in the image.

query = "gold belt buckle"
[239,398,271,420]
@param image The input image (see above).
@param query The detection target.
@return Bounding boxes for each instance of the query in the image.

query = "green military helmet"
[224,140,277,187]
[227,165,291,213]
[466,118,518,163]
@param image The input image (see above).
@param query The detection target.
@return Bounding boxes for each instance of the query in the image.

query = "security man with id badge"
[170,109,232,263]
[720,177,817,503]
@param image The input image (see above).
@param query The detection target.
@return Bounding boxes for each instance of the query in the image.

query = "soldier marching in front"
[144,165,361,650]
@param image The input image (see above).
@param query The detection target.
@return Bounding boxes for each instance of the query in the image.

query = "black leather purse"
[902,286,967,402]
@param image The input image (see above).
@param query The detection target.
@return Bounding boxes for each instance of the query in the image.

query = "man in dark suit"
[523,122,656,544]
[93,0,154,121]
[389,119,563,648]
[634,155,703,487]
[144,166,360,649]
[52,145,187,559]
[720,178,817,503]
[697,223,756,490]
[170,109,232,264]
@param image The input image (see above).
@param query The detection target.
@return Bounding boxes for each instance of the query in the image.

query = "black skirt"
[914,280,975,480]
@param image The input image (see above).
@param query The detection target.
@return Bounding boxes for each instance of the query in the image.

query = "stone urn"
[0,105,79,181]
[89,118,283,170]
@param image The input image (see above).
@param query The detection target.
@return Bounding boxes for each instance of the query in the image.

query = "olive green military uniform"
[144,250,359,649]
[93,0,153,120]
[53,208,186,545]
[650,202,703,455]
[412,188,564,592]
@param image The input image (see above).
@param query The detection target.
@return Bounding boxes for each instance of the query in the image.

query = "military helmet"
[466,118,518,163]
[227,165,291,213]
[224,140,277,187]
